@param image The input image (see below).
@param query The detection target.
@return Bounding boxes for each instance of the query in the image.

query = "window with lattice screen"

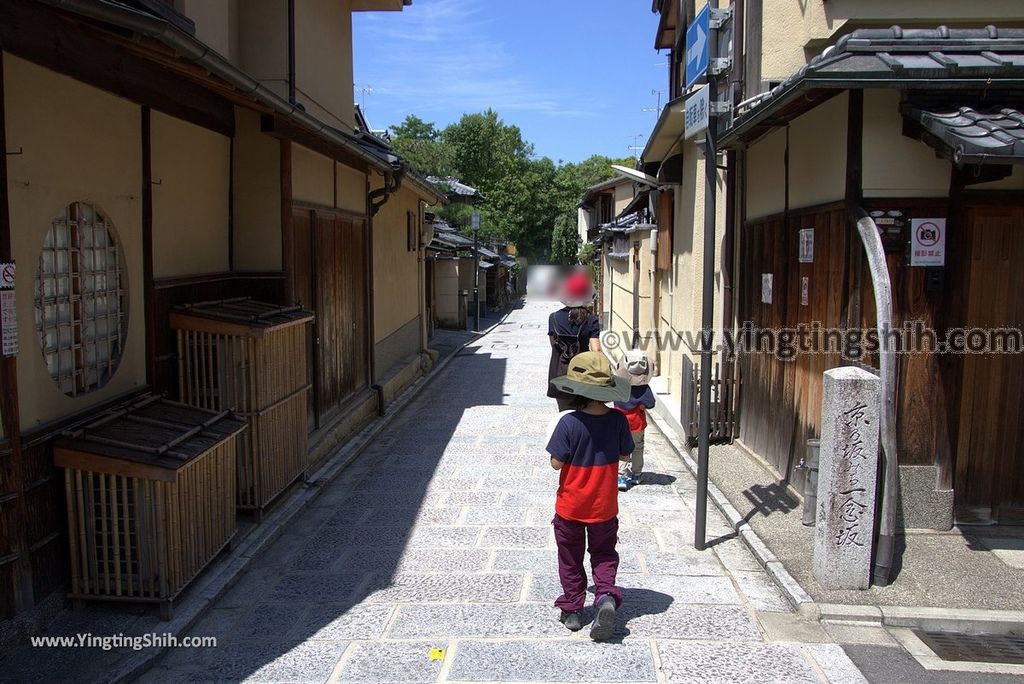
[35,202,128,396]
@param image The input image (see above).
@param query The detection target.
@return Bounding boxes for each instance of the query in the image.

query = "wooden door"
[956,205,1024,524]
[292,208,370,431]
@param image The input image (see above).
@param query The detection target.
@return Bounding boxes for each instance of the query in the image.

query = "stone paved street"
[139,298,867,683]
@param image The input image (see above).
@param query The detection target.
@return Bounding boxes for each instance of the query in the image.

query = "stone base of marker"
[813,366,880,590]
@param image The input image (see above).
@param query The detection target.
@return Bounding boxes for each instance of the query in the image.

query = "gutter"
[36,0,444,204]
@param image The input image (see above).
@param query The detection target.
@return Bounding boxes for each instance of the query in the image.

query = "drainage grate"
[915,630,1024,665]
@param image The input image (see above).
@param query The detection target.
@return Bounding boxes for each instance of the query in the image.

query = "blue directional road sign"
[685,3,711,91]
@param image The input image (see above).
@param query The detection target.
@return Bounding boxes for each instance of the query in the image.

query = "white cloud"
[354,0,593,119]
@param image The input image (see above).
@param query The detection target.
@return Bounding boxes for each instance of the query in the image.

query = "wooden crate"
[54,395,245,619]
[170,298,314,516]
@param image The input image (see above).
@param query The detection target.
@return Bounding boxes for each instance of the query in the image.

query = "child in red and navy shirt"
[613,349,656,491]
[547,351,634,641]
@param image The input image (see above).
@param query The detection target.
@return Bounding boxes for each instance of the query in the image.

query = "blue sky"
[353,0,665,164]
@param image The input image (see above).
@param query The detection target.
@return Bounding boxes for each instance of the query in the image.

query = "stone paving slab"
[145,641,349,683]
[615,604,764,641]
[334,641,445,683]
[462,506,532,525]
[656,641,820,683]
[361,573,523,604]
[641,550,727,576]
[478,526,553,549]
[448,640,657,682]
[387,603,566,638]
[292,604,396,641]
[334,548,493,574]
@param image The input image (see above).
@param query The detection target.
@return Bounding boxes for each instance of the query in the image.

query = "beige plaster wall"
[657,140,726,408]
[4,55,145,429]
[863,89,950,198]
[295,0,355,131]
[236,0,289,103]
[151,111,230,279]
[372,182,421,343]
[336,162,367,214]
[613,183,635,216]
[292,143,334,207]
[433,258,461,327]
[176,0,238,61]
[232,108,281,271]
[760,0,1024,82]
[788,91,847,210]
[745,127,786,220]
[609,256,633,334]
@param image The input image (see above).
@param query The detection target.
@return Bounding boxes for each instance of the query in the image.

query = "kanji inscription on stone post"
[813,366,880,590]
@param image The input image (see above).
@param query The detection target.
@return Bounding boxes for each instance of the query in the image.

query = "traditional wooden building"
[723,26,1024,528]
[0,0,441,636]
[639,0,1024,531]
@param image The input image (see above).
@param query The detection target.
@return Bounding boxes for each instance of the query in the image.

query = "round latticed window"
[35,202,128,396]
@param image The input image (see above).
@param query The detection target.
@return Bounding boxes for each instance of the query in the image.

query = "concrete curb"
[105,307,517,684]
[817,603,1024,634]
[647,406,816,614]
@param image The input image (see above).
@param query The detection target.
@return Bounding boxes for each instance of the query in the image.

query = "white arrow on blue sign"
[685,3,711,91]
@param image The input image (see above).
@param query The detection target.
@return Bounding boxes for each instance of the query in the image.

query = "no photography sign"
[910,219,946,267]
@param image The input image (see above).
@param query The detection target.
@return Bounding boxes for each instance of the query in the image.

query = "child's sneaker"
[631,473,641,486]
[617,474,630,491]
[590,595,617,641]
[559,610,583,632]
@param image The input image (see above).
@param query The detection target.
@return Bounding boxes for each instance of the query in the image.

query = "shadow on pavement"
[139,350,510,682]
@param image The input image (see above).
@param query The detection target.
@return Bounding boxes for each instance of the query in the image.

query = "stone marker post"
[813,366,880,590]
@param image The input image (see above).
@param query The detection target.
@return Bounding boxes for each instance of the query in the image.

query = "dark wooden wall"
[738,206,847,490]
[953,204,1024,523]
[737,200,956,491]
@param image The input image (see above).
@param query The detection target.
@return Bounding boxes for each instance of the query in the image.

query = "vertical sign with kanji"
[1,262,16,357]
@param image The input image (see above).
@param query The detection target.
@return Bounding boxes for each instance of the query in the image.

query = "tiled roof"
[723,26,1024,145]
[904,106,1024,164]
[427,176,485,200]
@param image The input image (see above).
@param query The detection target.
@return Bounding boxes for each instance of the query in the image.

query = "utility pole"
[689,1,733,551]
[472,211,480,331]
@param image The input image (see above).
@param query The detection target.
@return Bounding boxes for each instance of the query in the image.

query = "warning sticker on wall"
[1,262,16,357]
[910,219,946,267]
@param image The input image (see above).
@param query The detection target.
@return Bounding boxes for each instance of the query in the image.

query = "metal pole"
[695,74,718,551]
[473,227,480,331]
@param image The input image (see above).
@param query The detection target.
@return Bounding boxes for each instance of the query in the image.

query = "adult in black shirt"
[548,272,602,411]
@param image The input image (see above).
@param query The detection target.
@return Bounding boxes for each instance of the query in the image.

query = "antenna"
[627,133,645,160]
[355,84,374,111]
[642,89,665,117]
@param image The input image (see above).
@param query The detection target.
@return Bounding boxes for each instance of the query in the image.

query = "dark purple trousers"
[551,513,623,613]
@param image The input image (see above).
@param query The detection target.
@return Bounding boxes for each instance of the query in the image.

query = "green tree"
[389,115,452,178]
[550,214,581,265]
[386,110,637,262]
